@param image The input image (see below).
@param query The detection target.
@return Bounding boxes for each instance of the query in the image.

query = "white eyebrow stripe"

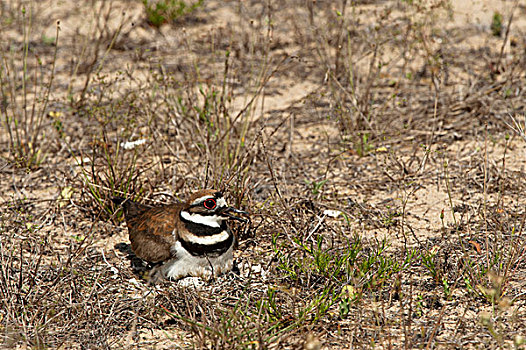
[190,196,227,208]
[191,195,214,206]
[180,211,223,227]
[184,231,230,245]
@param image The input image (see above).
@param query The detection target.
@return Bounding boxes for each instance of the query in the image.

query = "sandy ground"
[1,0,526,348]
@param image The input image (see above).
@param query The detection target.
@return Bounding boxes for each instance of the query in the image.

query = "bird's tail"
[111,196,127,206]
[112,196,150,218]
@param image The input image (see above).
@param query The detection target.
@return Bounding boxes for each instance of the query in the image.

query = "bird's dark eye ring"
[203,198,216,210]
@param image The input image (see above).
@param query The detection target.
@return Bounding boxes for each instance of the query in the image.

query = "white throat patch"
[180,211,224,228]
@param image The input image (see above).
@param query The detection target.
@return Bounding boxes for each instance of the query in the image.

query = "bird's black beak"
[221,207,249,222]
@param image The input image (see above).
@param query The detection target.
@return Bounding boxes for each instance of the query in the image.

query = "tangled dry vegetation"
[1,0,526,348]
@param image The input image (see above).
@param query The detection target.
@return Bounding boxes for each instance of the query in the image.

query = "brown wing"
[125,204,180,263]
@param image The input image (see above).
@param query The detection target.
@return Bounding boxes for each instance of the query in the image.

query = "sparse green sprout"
[415,295,424,317]
[41,34,56,45]
[339,285,358,318]
[491,11,503,37]
[71,234,86,242]
[142,0,203,27]
[355,133,373,157]
[442,277,451,298]
[305,179,327,195]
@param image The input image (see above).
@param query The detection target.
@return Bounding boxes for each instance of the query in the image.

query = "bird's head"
[180,190,249,228]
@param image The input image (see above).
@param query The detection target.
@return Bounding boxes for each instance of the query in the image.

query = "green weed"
[143,0,203,27]
[491,12,503,37]
[305,179,327,196]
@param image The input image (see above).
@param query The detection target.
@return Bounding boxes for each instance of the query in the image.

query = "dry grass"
[1,0,526,348]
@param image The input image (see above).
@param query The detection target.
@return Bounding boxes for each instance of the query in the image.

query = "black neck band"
[180,232,234,257]
[180,212,228,236]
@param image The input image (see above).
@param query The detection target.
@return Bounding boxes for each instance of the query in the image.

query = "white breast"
[161,241,234,280]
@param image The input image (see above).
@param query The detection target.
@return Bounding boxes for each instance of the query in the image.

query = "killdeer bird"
[112,190,248,282]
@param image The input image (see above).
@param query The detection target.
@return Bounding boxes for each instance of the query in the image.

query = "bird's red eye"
[203,198,216,210]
